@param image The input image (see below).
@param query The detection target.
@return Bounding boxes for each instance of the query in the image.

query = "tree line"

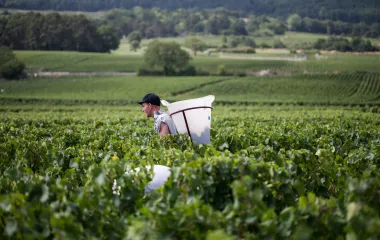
[1,0,379,24]
[287,14,380,38]
[1,9,379,54]
[0,12,119,52]
[313,37,378,52]
[100,8,380,40]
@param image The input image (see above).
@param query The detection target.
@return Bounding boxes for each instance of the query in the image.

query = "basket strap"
[182,111,191,140]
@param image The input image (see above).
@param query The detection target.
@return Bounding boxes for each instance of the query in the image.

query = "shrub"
[289,48,297,54]
[221,47,256,54]
[177,65,197,76]
[144,40,191,75]
[136,68,165,76]
[217,43,228,50]
[313,36,378,52]
[273,39,286,48]
[216,65,227,76]
[242,37,256,48]
[137,65,197,76]
[229,38,239,48]
[252,28,275,37]
[0,46,26,80]
[260,43,271,48]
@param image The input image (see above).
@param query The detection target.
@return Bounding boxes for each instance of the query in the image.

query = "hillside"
[2,73,380,106]
[1,0,379,23]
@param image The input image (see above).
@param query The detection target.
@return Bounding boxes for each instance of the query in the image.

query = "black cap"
[138,93,161,106]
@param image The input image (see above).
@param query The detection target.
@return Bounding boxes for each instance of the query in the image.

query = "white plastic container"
[161,95,215,144]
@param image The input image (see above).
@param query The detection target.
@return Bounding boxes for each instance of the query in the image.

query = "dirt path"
[31,72,137,77]
[219,55,307,61]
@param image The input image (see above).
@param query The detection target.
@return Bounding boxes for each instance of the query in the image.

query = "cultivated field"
[2,33,380,239]
[1,110,379,239]
[15,50,380,74]
[1,73,380,106]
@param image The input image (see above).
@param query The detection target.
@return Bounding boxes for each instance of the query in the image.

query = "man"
[138,93,177,136]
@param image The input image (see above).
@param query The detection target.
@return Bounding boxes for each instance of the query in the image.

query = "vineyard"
[1,114,379,239]
[182,73,380,105]
[2,44,380,239]
[1,73,380,106]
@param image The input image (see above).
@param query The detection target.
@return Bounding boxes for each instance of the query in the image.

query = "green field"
[3,28,380,240]
[1,73,380,106]
[15,51,144,72]
[2,104,375,121]
[15,50,380,74]
[178,73,380,105]
[0,76,225,102]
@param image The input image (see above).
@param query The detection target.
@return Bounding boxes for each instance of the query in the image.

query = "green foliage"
[287,14,302,31]
[184,37,208,56]
[222,36,227,44]
[242,37,256,48]
[0,12,120,52]
[314,36,378,52]
[0,114,379,239]
[136,68,166,76]
[1,8,379,50]
[0,46,25,80]
[144,40,191,75]
[0,58,25,80]
[216,65,227,76]
[0,46,15,65]
[229,19,248,35]
[128,31,142,43]
[228,37,239,48]
[273,39,286,48]
[97,25,120,53]
[137,65,197,76]
[226,36,257,48]
[130,40,141,52]
[260,42,271,48]
[128,31,142,51]
[2,0,380,26]
[220,47,256,54]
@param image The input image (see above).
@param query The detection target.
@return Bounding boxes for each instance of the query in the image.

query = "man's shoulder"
[155,110,171,120]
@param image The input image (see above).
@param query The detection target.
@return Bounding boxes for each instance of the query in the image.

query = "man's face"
[141,102,153,117]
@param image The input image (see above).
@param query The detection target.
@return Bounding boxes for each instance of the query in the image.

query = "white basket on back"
[161,95,215,144]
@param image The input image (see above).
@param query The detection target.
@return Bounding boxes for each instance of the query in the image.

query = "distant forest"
[1,8,379,53]
[0,12,120,52]
[1,0,380,24]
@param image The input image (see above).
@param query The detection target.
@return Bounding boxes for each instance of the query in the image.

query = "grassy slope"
[176,73,380,104]
[0,76,226,101]
[1,74,379,106]
[15,51,144,72]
